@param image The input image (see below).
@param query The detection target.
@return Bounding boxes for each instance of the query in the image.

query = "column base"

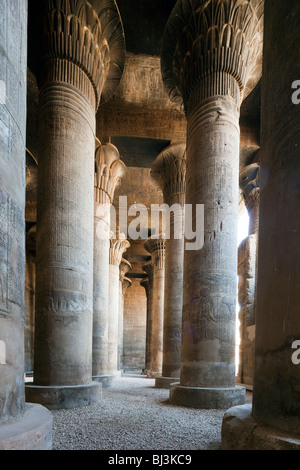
[170,383,245,409]
[221,404,300,450]
[146,370,162,378]
[25,382,102,410]
[0,403,52,450]
[155,376,179,389]
[92,374,115,388]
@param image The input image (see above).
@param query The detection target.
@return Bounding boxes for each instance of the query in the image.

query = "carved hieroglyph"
[142,263,154,374]
[93,141,126,378]
[0,0,27,422]
[144,235,166,377]
[34,0,125,388]
[151,144,186,382]
[161,0,263,406]
[108,234,130,375]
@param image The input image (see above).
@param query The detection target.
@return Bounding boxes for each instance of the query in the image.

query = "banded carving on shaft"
[41,0,125,109]
[161,0,264,114]
[94,142,126,205]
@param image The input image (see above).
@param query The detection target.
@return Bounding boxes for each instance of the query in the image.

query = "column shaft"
[0,0,52,449]
[162,208,184,380]
[92,143,125,384]
[93,208,110,378]
[34,67,95,386]
[0,0,27,421]
[142,264,154,375]
[144,238,165,377]
[150,143,186,387]
[252,0,300,434]
[108,264,120,375]
[181,93,240,389]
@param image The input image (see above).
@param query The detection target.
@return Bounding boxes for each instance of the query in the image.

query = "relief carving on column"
[161,0,264,114]
[151,143,186,207]
[41,0,126,109]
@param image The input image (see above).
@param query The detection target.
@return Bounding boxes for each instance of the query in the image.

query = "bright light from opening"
[235,209,250,376]
[238,209,249,245]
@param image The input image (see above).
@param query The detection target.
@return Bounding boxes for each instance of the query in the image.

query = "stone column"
[150,143,186,388]
[118,259,132,371]
[26,0,125,409]
[142,263,154,375]
[25,225,36,375]
[0,0,52,449]
[161,0,263,408]
[237,163,260,387]
[222,0,300,449]
[93,142,125,386]
[108,234,130,377]
[144,237,166,378]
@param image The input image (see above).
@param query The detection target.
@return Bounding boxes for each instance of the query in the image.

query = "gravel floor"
[51,373,252,451]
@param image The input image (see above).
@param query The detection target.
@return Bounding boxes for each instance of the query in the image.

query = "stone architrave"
[150,143,186,389]
[118,259,132,371]
[237,163,260,387]
[26,0,125,409]
[141,263,154,375]
[0,0,52,449]
[222,0,300,450]
[161,0,264,409]
[93,141,126,386]
[144,236,166,378]
[108,234,130,377]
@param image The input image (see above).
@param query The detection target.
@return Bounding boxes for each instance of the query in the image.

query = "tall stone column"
[150,143,186,388]
[93,142,125,386]
[0,0,52,449]
[144,236,166,378]
[223,0,300,450]
[108,234,130,377]
[141,263,154,375]
[237,163,260,386]
[161,0,263,408]
[119,259,132,371]
[26,0,125,409]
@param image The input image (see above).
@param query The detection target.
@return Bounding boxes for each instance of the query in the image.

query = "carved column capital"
[144,235,166,270]
[94,142,126,206]
[161,0,264,114]
[122,277,132,295]
[151,143,186,206]
[119,258,132,283]
[109,233,130,266]
[41,0,125,110]
[240,163,260,211]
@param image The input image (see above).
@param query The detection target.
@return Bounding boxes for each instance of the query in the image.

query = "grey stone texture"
[222,0,300,448]
[151,143,186,387]
[144,236,166,378]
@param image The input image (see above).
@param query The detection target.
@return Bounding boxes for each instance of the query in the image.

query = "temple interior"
[0,0,299,451]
